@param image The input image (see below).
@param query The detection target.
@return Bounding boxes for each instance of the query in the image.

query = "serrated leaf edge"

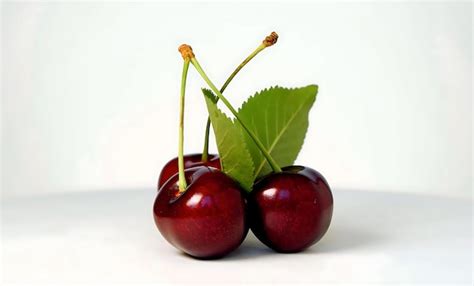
[238,85,318,113]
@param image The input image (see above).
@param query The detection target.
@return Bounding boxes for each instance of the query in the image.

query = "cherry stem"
[178,59,190,192]
[190,57,282,173]
[201,32,279,162]
[201,44,266,162]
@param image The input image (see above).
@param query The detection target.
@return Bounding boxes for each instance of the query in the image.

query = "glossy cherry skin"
[248,165,333,253]
[153,166,248,259]
[158,153,221,190]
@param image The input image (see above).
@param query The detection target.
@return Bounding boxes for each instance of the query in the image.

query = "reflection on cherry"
[157,153,221,190]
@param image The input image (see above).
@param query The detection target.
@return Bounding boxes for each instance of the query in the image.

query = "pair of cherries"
[154,154,333,259]
[153,35,333,259]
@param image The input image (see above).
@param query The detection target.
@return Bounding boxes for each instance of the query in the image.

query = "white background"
[2,2,472,285]
[2,2,472,199]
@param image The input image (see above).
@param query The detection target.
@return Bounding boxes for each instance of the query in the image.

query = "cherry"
[158,153,221,190]
[248,165,333,253]
[153,166,248,259]
[153,36,279,259]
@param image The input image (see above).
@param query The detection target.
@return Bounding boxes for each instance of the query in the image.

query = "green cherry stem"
[189,55,282,174]
[201,32,279,162]
[177,45,192,193]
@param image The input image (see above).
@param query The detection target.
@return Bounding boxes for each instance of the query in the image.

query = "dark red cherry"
[248,165,333,253]
[158,153,221,190]
[153,166,248,259]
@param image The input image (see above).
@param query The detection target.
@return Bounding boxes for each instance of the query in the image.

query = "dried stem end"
[178,44,195,60]
[262,32,278,47]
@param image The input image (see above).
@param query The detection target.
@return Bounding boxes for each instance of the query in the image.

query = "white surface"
[2,2,472,199]
[3,189,472,285]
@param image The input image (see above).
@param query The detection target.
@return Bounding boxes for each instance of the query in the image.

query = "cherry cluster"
[153,33,333,259]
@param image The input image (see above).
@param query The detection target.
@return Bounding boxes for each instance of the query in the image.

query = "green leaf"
[202,89,255,192]
[238,85,318,179]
